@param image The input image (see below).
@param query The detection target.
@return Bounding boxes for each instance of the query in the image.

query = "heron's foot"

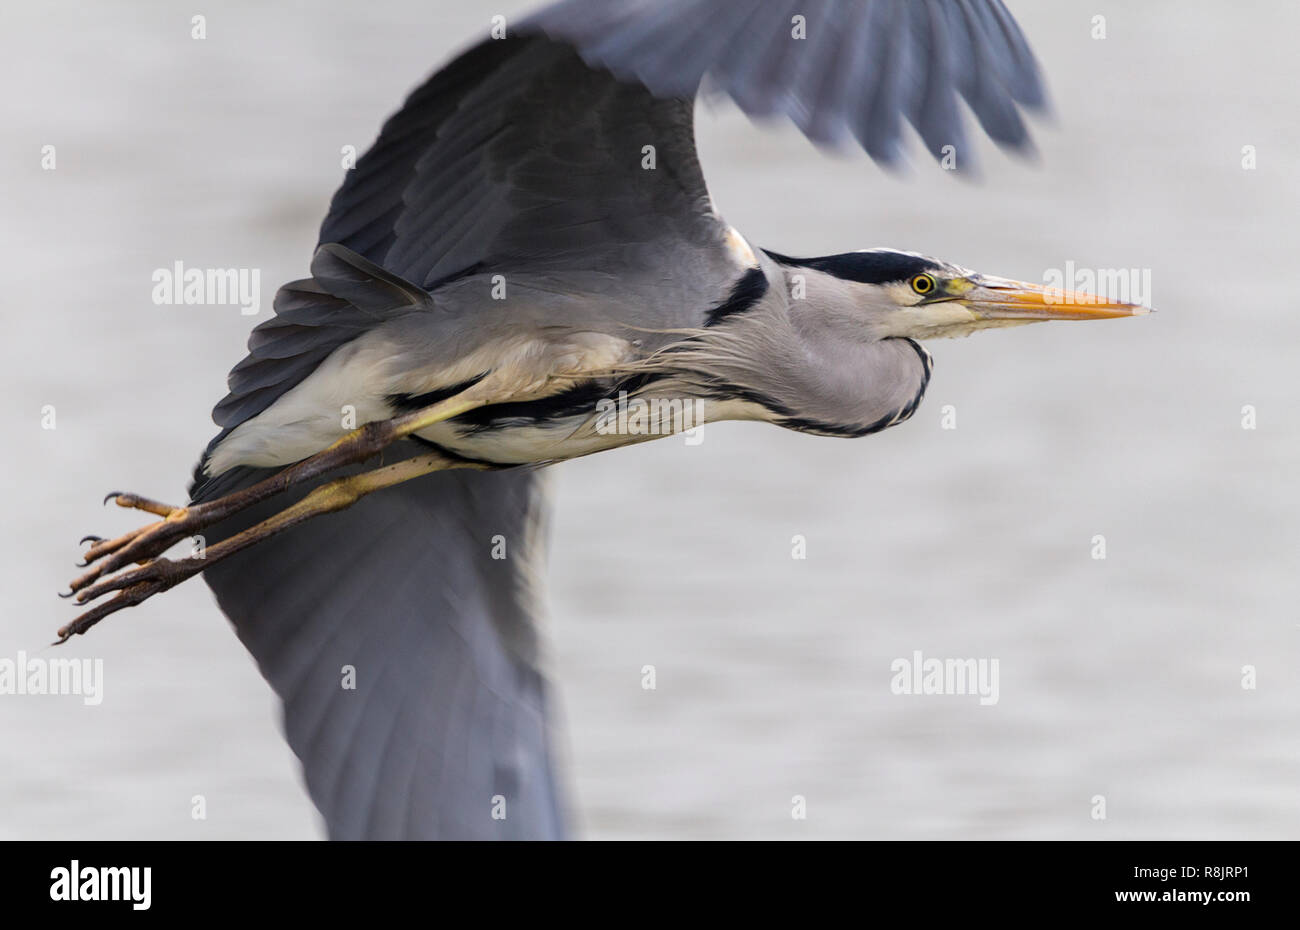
[57,451,473,642]
[68,495,215,598]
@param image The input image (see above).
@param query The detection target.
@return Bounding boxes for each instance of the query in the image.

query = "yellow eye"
[911,274,936,295]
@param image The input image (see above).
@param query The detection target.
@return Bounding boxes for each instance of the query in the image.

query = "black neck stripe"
[705,267,768,327]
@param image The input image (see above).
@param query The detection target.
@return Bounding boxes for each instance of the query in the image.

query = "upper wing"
[320,35,725,293]
[525,0,1047,163]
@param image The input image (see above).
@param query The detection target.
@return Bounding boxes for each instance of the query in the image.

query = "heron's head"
[768,249,1149,341]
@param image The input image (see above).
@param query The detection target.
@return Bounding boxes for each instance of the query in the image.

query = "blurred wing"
[524,0,1048,164]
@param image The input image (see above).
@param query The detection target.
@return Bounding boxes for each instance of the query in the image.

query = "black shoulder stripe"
[388,373,488,413]
[705,267,768,327]
[451,381,612,434]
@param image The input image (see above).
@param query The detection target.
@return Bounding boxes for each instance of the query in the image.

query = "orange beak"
[959,275,1152,321]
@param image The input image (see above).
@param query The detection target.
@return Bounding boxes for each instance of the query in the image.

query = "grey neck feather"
[665,261,933,436]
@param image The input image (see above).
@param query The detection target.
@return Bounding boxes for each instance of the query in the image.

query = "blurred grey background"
[2,0,1297,839]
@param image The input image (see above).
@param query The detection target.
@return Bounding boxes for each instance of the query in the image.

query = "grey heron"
[58,0,1147,839]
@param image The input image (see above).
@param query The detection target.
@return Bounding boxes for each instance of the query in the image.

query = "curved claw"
[80,535,105,546]
[102,491,123,506]
[77,530,176,591]
[56,581,165,643]
[56,588,75,599]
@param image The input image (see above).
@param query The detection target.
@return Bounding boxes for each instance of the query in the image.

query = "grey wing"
[201,453,566,840]
[525,0,1047,164]
[195,0,1048,840]
[321,35,732,303]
